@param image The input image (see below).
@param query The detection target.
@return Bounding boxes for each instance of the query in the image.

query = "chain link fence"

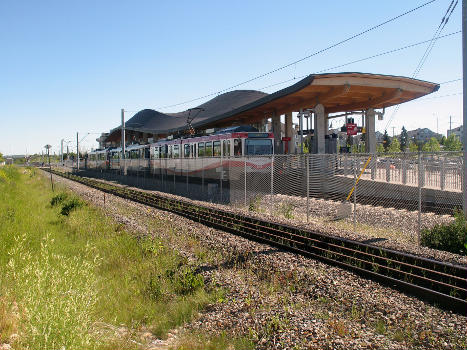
[66,151,464,246]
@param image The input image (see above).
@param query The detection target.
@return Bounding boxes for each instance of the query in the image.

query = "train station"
[101,72,439,154]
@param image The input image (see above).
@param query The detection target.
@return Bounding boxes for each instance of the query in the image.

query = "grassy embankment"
[0,166,252,350]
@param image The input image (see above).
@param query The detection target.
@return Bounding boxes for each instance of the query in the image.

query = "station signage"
[346,123,358,135]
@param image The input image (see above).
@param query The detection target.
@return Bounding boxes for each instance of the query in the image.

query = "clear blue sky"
[0,0,463,155]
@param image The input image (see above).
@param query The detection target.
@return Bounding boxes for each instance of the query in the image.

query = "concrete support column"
[313,104,325,154]
[365,108,376,179]
[285,112,295,154]
[272,110,282,154]
[365,108,376,153]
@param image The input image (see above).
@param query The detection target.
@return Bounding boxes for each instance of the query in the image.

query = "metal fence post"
[440,157,446,190]
[244,157,247,207]
[385,160,391,182]
[344,153,348,176]
[201,157,204,195]
[402,157,407,184]
[220,157,223,202]
[270,155,274,215]
[418,152,422,246]
[306,154,310,223]
[186,158,189,194]
[353,157,357,234]
[371,153,376,180]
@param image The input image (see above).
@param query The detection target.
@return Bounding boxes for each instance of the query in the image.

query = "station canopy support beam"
[365,108,376,154]
[313,104,326,154]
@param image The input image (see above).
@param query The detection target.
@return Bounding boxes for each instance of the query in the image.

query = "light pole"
[463,0,466,217]
[44,144,54,191]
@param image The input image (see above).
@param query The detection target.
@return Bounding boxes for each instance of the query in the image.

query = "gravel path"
[49,172,467,350]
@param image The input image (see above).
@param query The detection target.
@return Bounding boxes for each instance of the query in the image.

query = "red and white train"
[87,126,274,180]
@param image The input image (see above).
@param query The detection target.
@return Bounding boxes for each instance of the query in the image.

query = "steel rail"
[45,169,467,315]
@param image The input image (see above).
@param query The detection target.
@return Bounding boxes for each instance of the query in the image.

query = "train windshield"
[245,139,273,155]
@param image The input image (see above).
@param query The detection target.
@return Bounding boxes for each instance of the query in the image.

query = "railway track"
[46,168,467,315]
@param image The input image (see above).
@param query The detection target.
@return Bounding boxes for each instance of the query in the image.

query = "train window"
[173,145,180,158]
[168,145,173,158]
[161,145,168,158]
[205,142,213,157]
[198,142,205,157]
[152,147,159,159]
[245,139,273,155]
[223,140,231,156]
[213,141,221,156]
[190,144,194,158]
[184,144,190,158]
[234,138,242,156]
[113,152,120,159]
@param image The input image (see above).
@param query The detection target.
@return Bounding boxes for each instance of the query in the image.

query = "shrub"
[248,195,262,212]
[50,192,68,206]
[421,211,467,255]
[60,198,83,216]
[173,266,204,295]
[279,202,295,219]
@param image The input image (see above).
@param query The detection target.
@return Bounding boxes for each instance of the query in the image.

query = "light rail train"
[87,126,274,180]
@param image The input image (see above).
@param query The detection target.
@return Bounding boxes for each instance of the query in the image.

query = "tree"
[0,152,4,162]
[382,130,391,152]
[444,134,462,151]
[388,137,401,153]
[399,126,408,152]
[422,137,441,152]
[408,140,419,153]
[376,143,385,154]
[439,135,447,146]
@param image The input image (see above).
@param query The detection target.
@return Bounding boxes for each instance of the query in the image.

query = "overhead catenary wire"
[385,0,459,130]
[256,31,460,93]
[156,0,438,110]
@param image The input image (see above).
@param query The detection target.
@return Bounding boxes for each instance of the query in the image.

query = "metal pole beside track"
[418,152,422,246]
[270,155,274,215]
[306,154,310,223]
[220,157,223,203]
[244,157,247,207]
[76,132,79,172]
[462,0,467,218]
[353,157,357,234]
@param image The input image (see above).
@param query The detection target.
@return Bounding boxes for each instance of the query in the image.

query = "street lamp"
[44,144,54,191]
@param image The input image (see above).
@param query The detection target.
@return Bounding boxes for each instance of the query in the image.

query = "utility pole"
[462,0,467,217]
[76,132,79,171]
[121,109,126,175]
[45,144,53,191]
[60,139,64,165]
[392,126,396,138]
[449,116,452,134]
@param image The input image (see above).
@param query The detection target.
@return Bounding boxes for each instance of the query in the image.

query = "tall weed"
[6,233,99,349]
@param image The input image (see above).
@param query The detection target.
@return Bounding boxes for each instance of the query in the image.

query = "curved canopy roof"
[106,72,439,141]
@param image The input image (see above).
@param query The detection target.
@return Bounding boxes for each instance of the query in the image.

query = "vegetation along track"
[45,168,467,315]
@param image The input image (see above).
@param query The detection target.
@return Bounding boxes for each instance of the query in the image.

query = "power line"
[385,0,459,130]
[417,91,463,99]
[253,31,460,93]
[438,78,462,84]
[157,0,438,110]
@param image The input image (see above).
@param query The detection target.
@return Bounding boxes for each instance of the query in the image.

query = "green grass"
[173,331,255,350]
[0,166,217,349]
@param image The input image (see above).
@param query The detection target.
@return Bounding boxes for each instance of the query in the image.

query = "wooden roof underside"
[212,73,438,127]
